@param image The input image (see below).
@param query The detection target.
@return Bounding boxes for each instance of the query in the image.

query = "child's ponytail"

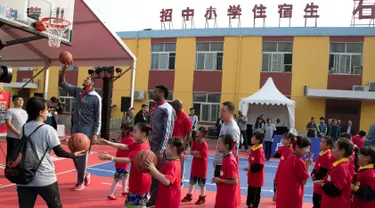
[170,137,187,156]
[121,123,134,136]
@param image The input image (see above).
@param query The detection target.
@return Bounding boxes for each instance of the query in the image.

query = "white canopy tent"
[239,77,296,130]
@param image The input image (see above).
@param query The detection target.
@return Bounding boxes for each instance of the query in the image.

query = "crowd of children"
[94,120,374,208]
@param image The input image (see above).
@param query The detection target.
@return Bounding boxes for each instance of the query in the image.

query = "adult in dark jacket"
[134,104,148,124]
[329,119,340,140]
[45,97,63,130]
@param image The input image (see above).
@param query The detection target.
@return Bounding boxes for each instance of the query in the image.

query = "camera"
[0,66,13,83]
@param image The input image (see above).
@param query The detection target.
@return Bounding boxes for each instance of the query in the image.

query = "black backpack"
[5,124,47,184]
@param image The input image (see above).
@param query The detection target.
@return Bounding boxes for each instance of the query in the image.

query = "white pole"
[130,61,136,107]
[43,66,49,100]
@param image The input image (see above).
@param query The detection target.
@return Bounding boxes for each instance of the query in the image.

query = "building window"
[196,42,224,70]
[58,88,75,113]
[193,92,221,122]
[18,67,33,71]
[329,43,363,75]
[262,42,293,72]
[151,43,176,70]
[148,90,173,108]
[60,66,79,70]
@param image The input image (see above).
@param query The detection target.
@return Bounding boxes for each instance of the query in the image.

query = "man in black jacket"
[134,104,148,124]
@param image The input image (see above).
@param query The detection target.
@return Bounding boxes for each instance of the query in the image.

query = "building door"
[325,99,361,134]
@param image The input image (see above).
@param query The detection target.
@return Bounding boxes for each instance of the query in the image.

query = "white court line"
[0,161,111,189]
[95,167,313,198]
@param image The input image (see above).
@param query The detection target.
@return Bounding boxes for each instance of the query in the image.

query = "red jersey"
[274,145,293,184]
[321,158,351,208]
[155,159,181,208]
[276,154,310,208]
[191,139,208,178]
[172,110,192,138]
[313,149,332,195]
[215,153,241,208]
[115,135,135,169]
[352,135,364,148]
[352,164,375,208]
[127,140,152,194]
[247,144,265,187]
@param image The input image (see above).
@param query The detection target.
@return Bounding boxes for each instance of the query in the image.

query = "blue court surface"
[87,154,315,202]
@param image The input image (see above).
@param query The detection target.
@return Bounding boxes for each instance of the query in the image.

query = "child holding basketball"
[316,138,353,208]
[144,137,184,208]
[273,132,295,201]
[311,136,333,208]
[181,127,209,205]
[276,136,313,208]
[244,130,265,208]
[98,122,152,208]
[99,123,134,200]
[212,134,241,208]
[352,146,375,208]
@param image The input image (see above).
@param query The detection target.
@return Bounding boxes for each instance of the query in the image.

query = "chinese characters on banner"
[0,92,10,136]
[159,1,375,29]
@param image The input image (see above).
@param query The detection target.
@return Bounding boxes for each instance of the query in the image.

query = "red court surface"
[0,139,313,208]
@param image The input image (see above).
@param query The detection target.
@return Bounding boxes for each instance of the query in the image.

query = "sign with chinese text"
[0,92,10,136]
[158,1,375,29]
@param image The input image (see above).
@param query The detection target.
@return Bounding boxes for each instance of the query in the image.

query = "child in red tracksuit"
[273,132,295,201]
[213,134,241,208]
[352,146,375,208]
[276,136,313,208]
[181,127,208,205]
[98,122,152,207]
[318,138,353,208]
[311,136,333,208]
[244,131,265,208]
[145,137,184,208]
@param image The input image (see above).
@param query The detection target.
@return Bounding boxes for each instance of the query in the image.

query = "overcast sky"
[86,0,365,32]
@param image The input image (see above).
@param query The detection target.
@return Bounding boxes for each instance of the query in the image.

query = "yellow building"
[5,27,375,134]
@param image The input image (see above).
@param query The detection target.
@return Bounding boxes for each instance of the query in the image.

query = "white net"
[43,19,70,48]
[45,27,67,48]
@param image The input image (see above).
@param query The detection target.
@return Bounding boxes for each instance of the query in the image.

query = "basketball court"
[0,138,314,208]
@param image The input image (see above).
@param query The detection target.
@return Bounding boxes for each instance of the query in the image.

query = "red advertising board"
[0,92,10,136]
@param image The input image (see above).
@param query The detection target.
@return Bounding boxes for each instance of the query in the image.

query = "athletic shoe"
[107,195,116,200]
[181,194,193,202]
[84,173,91,186]
[272,195,276,202]
[72,185,85,191]
[195,195,206,205]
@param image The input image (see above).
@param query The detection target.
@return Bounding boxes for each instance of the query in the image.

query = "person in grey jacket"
[59,65,102,191]
[147,85,175,207]
[237,111,248,151]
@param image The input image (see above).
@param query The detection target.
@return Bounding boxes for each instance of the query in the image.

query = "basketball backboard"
[0,0,75,45]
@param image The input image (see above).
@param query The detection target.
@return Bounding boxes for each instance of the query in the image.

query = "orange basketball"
[59,51,73,65]
[133,150,158,173]
[68,133,90,153]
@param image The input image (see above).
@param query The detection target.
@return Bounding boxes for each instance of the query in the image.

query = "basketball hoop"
[40,17,71,48]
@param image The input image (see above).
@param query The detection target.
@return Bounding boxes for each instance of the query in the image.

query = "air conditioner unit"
[369,82,375,91]
[352,85,364,91]
[134,90,145,100]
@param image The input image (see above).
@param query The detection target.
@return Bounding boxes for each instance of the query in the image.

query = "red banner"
[0,92,10,136]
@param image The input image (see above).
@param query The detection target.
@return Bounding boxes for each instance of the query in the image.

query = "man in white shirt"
[213,101,241,177]
[5,95,28,159]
